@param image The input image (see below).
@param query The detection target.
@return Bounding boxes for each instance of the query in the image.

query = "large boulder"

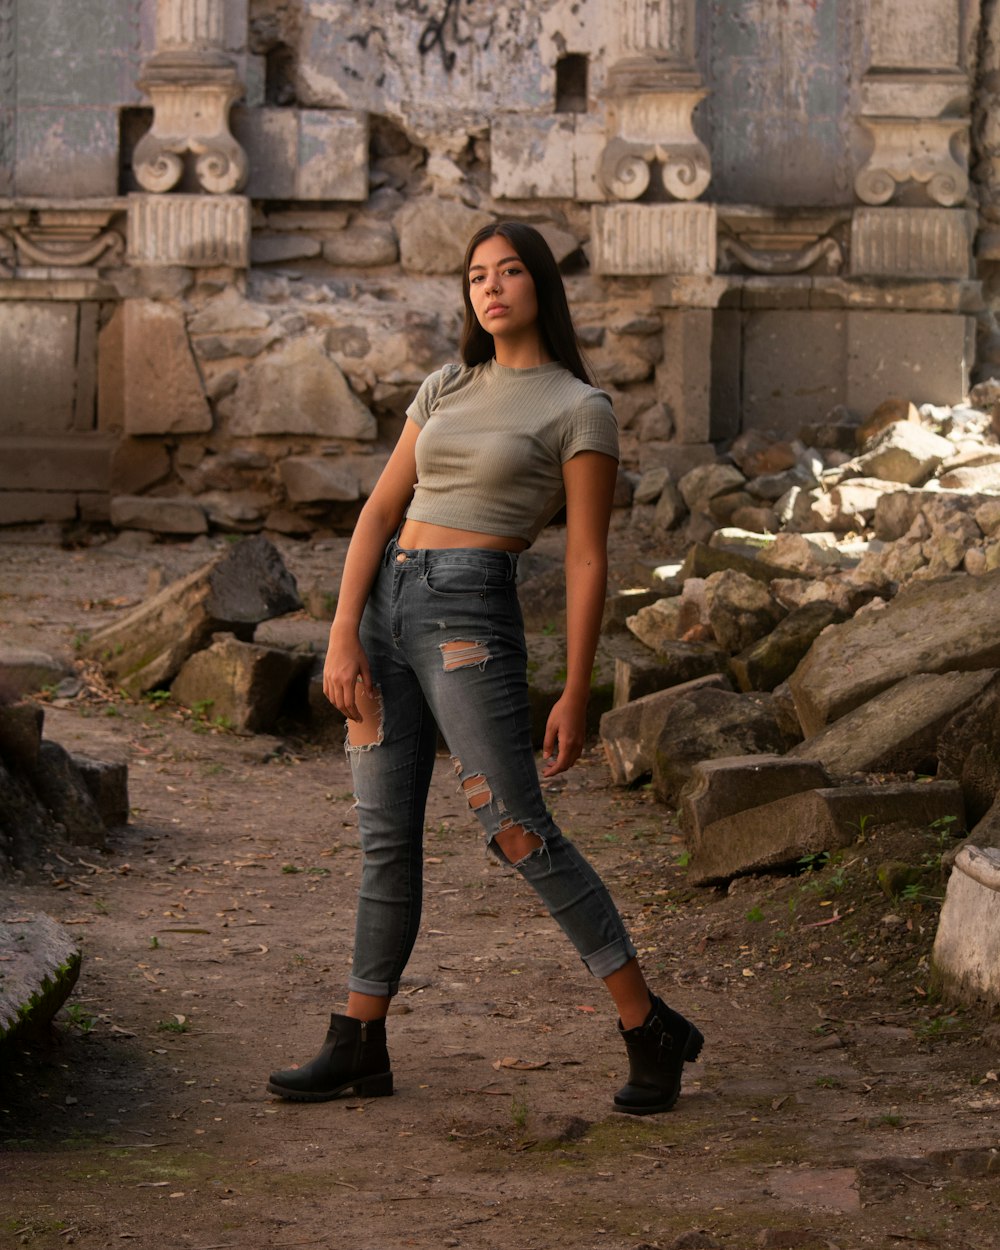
[788,570,1000,736]
[219,336,377,439]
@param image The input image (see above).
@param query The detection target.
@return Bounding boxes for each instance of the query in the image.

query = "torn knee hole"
[462,774,492,810]
[440,639,491,672]
[346,684,383,750]
[493,821,544,865]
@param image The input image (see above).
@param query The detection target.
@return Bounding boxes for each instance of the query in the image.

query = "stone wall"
[0,0,992,533]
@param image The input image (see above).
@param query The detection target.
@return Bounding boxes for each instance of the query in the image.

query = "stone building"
[0,0,992,535]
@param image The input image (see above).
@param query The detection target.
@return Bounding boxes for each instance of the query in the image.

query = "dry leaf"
[492,1056,549,1071]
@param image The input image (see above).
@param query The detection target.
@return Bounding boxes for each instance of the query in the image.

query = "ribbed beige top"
[405,360,619,546]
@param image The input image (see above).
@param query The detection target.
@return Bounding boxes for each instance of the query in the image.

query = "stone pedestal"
[933,845,1000,1011]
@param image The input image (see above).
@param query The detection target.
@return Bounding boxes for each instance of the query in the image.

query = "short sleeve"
[406,364,461,428]
[560,390,619,464]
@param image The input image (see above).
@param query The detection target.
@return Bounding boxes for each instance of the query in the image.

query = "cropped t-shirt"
[404,359,619,546]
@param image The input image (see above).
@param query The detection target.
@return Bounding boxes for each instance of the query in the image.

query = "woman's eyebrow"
[469,255,521,271]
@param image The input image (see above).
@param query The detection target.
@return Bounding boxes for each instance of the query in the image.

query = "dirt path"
[2,532,998,1250]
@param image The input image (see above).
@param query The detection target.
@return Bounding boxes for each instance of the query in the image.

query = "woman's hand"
[323,624,374,721]
[541,691,588,777]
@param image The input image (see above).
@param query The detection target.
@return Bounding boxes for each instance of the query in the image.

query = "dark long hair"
[459,221,593,385]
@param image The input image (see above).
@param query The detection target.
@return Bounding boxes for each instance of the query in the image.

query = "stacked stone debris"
[602,384,1000,1015]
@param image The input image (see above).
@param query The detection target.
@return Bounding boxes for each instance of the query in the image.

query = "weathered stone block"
[652,687,801,806]
[110,496,208,535]
[688,781,964,886]
[932,846,1000,1011]
[854,421,954,485]
[600,674,733,787]
[323,223,398,268]
[0,304,79,434]
[850,209,973,280]
[791,670,1000,779]
[788,571,1000,735]
[122,301,212,435]
[219,337,376,439]
[72,754,129,828]
[742,310,847,434]
[679,754,833,839]
[937,675,1000,825]
[678,541,806,587]
[706,569,786,654]
[491,115,578,199]
[0,435,115,493]
[29,741,106,846]
[171,633,313,734]
[846,312,973,413]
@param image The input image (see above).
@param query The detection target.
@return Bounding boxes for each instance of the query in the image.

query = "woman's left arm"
[542,450,618,777]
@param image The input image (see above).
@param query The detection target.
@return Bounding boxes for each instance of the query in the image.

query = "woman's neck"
[493,334,553,371]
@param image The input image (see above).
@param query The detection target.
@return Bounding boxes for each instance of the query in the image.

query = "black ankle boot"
[267,1013,393,1103]
[613,995,703,1116]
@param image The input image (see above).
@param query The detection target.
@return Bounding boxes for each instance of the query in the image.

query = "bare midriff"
[398,518,528,553]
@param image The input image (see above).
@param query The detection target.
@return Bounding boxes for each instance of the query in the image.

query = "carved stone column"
[854,0,971,207]
[134,0,248,195]
[598,0,710,202]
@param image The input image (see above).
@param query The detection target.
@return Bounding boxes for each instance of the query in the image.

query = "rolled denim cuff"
[347,975,400,998]
[583,936,638,980]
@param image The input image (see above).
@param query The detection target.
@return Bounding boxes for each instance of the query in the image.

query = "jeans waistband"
[385,535,519,579]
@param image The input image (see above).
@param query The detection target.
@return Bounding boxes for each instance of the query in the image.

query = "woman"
[267,222,703,1114]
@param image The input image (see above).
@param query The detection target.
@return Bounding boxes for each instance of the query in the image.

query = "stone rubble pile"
[604,387,1000,1013]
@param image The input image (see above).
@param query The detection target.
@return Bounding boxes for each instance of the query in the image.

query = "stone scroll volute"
[134,0,248,196]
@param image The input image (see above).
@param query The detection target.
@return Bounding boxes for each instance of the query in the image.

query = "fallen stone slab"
[679,542,807,587]
[732,602,846,692]
[932,845,1000,1011]
[28,741,107,846]
[791,670,1000,779]
[254,615,330,654]
[612,639,730,707]
[599,674,733,787]
[651,687,801,806]
[171,632,313,734]
[0,648,72,701]
[679,754,833,839]
[687,780,964,885]
[109,494,208,535]
[787,570,1000,736]
[82,536,302,697]
[0,913,82,1045]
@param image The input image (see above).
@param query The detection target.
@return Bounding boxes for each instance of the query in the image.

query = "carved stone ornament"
[599,87,711,202]
[0,207,125,274]
[855,117,969,207]
[135,60,248,195]
[718,235,843,275]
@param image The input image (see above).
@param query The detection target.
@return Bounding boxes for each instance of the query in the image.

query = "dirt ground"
[1,525,999,1250]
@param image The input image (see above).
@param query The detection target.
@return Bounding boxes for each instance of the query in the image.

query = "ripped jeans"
[345,536,638,998]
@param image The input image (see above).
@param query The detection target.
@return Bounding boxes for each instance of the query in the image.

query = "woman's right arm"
[324,418,421,719]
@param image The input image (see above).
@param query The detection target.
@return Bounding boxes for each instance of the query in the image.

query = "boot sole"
[266,1072,394,1103]
[613,1025,704,1116]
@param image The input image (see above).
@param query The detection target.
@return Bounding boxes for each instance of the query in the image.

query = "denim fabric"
[345,536,638,997]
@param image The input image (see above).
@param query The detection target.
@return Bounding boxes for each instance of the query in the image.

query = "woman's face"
[468,235,540,343]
